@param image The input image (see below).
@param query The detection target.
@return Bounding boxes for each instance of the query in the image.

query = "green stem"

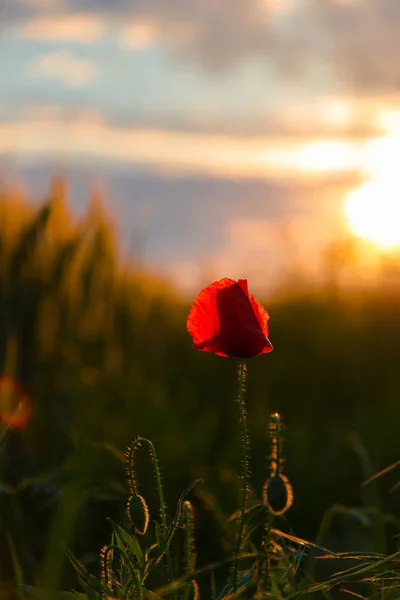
[145,439,168,532]
[147,439,176,598]
[232,360,248,591]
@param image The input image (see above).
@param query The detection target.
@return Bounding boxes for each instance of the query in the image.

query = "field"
[1,185,400,599]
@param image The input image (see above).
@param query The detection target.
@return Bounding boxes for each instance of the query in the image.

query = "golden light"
[362,136,400,180]
[345,180,400,250]
[297,140,357,173]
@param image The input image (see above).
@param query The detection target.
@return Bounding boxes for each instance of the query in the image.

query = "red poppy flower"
[0,377,32,430]
[187,278,273,358]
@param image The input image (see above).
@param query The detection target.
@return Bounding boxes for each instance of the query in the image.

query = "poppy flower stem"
[232,359,248,591]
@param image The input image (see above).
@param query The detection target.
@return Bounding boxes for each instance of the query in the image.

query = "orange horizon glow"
[3,103,400,184]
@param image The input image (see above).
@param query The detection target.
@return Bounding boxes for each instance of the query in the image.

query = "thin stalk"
[146,437,176,600]
[232,360,248,591]
[145,438,168,533]
[183,508,192,600]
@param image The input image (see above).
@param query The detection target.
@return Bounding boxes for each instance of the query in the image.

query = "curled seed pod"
[262,474,293,516]
[127,494,150,535]
[189,579,200,600]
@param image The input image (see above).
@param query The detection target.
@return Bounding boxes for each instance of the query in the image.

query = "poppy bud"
[262,474,293,516]
[187,278,273,358]
[127,494,149,535]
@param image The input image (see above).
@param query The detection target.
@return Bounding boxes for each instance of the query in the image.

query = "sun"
[344,180,400,250]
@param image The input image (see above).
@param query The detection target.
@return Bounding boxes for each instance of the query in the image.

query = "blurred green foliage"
[1,180,400,594]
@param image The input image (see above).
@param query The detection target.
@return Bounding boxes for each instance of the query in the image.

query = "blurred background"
[1,0,400,594]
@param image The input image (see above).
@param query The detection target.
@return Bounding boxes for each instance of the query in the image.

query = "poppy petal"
[237,279,249,295]
[187,278,235,347]
[250,296,273,353]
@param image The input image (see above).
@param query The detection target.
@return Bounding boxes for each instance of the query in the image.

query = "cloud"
[295,0,400,93]
[146,0,400,93]
[7,0,400,93]
[120,20,160,50]
[119,18,198,51]
[28,50,97,86]
[95,91,400,140]
[0,111,370,181]
[20,13,104,43]
[140,0,400,93]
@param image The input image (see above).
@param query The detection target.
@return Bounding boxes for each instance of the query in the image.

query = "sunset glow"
[345,180,400,250]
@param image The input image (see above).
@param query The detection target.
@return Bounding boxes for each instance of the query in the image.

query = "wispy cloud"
[28,50,97,86]
[120,20,160,50]
[0,114,368,179]
[119,18,198,52]
[20,13,104,43]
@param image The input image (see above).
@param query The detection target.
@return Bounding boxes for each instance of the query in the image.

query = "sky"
[1,0,400,295]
